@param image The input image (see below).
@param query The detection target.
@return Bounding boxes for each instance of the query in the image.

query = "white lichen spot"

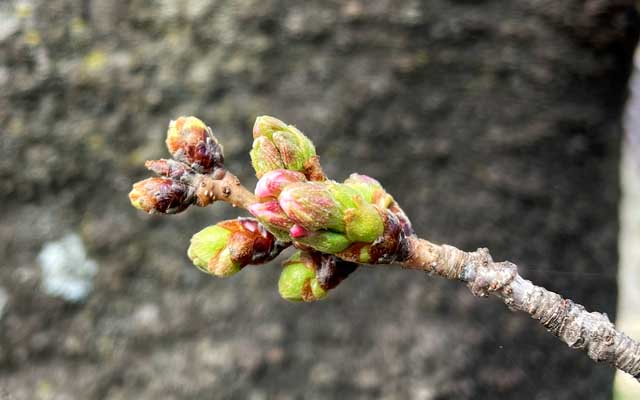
[0,287,8,319]
[37,233,98,302]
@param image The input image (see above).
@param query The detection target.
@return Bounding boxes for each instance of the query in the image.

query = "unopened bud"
[289,224,308,239]
[250,116,316,177]
[187,218,284,277]
[129,177,195,214]
[344,205,384,243]
[272,130,314,171]
[248,201,294,240]
[255,169,307,201]
[250,136,285,178]
[344,174,413,235]
[252,115,289,139]
[166,116,224,173]
[278,251,326,302]
[344,173,393,209]
[325,182,360,210]
[145,159,194,180]
[187,225,233,274]
[291,229,351,254]
[279,182,345,232]
[278,251,358,302]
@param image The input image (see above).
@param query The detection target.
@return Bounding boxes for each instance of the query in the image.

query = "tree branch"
[402,236,640,381]
[184,171,640,380]
[131,115,640,380]
[193,170,257,210]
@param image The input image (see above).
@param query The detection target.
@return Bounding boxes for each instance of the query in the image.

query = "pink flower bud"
[278,182,345,232]
[248,201,294,232]
[255,169,307,201]
[289,224,308,239]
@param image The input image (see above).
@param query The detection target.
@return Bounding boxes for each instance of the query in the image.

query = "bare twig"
[403,236,640,381]
[193,170,257,209]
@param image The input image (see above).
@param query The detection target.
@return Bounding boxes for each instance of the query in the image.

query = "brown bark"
[403,236,640,381]
[194,170,257,210]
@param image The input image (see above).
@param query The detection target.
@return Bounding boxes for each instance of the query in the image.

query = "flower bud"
[254,169,307,201]
[337,209,409,264]
[166,116,224,173]
[250,116,316,177]
[187,218,284,277]
[272,130,313,171]
[279,182,345,232]
[250,136,285,178]
[188,225,233,274]
[344,205,384,243]
[289,224,308,239]
[278,251,326,302]
[247,201,294,240]
[343,173,393,209]
[145,159,194,180]
[291,229,351,254]
[129,177,195,214]
[344,174,413,235]
[278,251,358,302]
[252,115,289,139]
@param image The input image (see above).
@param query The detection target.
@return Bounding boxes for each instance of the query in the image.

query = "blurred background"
[0,1,639,399]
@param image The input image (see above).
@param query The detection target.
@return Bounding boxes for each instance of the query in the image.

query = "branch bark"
[402,236,640,381]
[193,170,257,209]
[186,169,640,380]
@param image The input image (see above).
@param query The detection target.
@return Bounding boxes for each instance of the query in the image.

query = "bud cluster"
[248,168,409,266]
[129,116,225,214]
[129,115,414,303]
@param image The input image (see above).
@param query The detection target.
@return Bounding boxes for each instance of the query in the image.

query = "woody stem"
[194,170,257,210]
[400,235,640,381]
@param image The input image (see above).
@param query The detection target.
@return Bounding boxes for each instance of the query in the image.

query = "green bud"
[344,204,384,243]
[208,247,242,277]
[272,131,308,171]
[344,173,393,209]
[188,218,285,277]
[292,230,351,254]
[253,115,289,139]
[278,251,326,302]
[250,136,285,178]
[187,225,232,273]
[326,182,361,211]
[250,116,316,177]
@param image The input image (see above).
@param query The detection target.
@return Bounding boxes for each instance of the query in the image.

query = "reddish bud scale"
[312,253,358,291]
[218,218,287,265]
[166,117,224,174]
[129,177,195,214]
[145,159,195,180]
[389,202,414,236]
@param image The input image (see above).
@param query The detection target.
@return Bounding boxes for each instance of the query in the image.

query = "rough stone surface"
[0,0,637,398]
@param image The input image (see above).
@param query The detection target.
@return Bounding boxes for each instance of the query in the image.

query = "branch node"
[467,250,517,298]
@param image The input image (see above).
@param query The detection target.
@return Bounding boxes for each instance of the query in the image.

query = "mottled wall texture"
[0,1,638,399]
